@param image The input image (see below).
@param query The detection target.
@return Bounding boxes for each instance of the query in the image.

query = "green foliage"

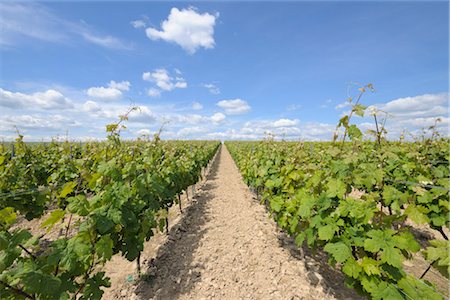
[226,137,448,300]
[0,136,220,299]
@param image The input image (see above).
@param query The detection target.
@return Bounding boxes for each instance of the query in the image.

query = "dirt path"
[106,145,361,300]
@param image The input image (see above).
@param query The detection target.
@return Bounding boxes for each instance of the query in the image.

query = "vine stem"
[0,279,36,299]
[340,88,365,147]
[137,252,141,276]
[165,216,169,234]
[18,244,37,260]
[420,260,437,279]
[178,194,182,213]
[436,226,448,241]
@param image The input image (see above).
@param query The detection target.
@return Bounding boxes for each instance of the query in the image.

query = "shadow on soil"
[133,149,221,299]
[253,193,365,299]
[276,232,366,300]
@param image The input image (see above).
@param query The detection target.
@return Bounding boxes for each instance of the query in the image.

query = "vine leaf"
[324,241,352,263]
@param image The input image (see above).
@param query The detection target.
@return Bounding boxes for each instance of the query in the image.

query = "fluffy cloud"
[86,80,130,101]
[136,128,152,136]
[177,126,208,137]
[379,93,447,116]
[82,100,101,112]
[0,88,73,109]
[237,119,334,141]
[362,93,449,138]
[273,118,299,127]
[216,99,251,115]
[192,101,203,110]
[210,112,226,123]
[145,7,218,54]
[108,80,130,91]
[207,129,258,140]
[202,83,220,95]
[143,68,187,96]
[0,114,80,132]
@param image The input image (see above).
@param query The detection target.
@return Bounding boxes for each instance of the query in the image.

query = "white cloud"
[108,80,130,91]
[177,126,208,137]
[192,102,203,110]
[210,112,226,123]
[216,99,251,115]
[380,93,447,115]
[86,80,130,101]
[82,100,101,112]
[0,88,73,109]
[147,88,161,98]
[0,2,130,50]
[207,129,258,140]
[202,83,220,95]
[273,118,299,127]
[87,86,122,100]
[128,106,157,123]
[79,32,131,50]
[143,68,187,96]
[131,20,146,29]
[145,7,218,54]
[237,119,335,141]
[1,114,81,132]
[335,101,351,109]
[369,93,449,138]
[136,128,151,136]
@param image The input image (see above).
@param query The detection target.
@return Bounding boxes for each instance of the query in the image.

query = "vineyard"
[227,138,449,300]
[0,127,220,299]
[0,121,449,299]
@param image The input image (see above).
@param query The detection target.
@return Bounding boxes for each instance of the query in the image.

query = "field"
[1,129,449,300]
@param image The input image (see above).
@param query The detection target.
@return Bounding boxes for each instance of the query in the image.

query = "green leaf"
[80,272,111,300]
[342,258,362,279]
[381,247,404,268]
[41,209,66,232]
[348,125,363,141]
[21,271,62,298]
[392,232,420,252]
[371,282,403,300]
[326,178,346,199]
[398,275,442,300]
[324,241,352,263]
[353,104,367,117]
[10,229,32,246]
[295,232,305,247]
[360,257,381,276]
[0,247,21,272]
[0,207,16,228]
[405,204,429,225]
[94,215,114,234]
[423,240,449,278]
[67,195,89,216]
[318,224,336,241]
[298,195,315,218]
[270,196,284,212]
[95,235,113,261]
[60,181,77,198]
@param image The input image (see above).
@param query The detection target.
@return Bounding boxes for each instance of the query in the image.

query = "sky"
[0,1,448,141]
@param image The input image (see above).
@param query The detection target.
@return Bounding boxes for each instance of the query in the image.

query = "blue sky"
[0,1,448,141]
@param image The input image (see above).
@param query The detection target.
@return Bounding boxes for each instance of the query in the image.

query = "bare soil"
[104,146,361,300]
